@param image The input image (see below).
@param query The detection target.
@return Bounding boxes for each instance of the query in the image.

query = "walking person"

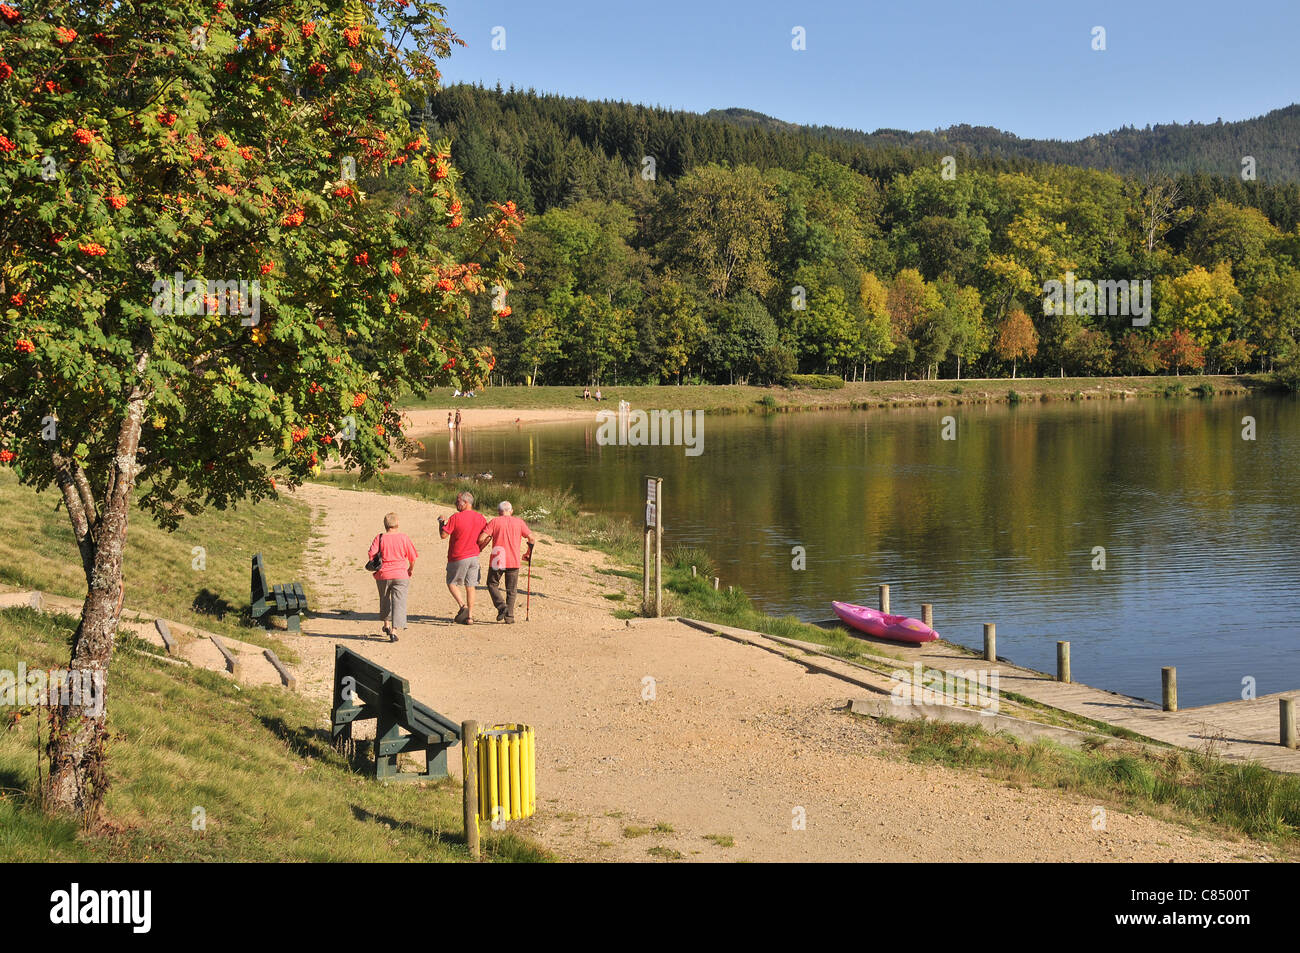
[478,501,536,623]
[368,512,418,641]
[439,491,487,625]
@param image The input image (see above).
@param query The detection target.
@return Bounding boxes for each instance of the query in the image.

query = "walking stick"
[525,542,533,621]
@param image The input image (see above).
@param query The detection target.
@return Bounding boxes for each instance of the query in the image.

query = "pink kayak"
[831,601,938,644]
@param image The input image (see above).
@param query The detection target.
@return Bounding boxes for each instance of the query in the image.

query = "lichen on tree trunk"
[43,356,148,820]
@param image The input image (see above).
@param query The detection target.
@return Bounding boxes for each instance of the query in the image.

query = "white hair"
[497,500,513,515]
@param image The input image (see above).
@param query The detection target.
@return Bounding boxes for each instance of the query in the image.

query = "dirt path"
[284,483,1267,862]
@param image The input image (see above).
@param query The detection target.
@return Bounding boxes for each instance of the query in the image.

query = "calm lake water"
[420,396,1300,707]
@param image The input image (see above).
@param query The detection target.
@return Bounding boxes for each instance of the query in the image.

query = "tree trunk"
[1012,358,1017,379]
[44,355,148,819]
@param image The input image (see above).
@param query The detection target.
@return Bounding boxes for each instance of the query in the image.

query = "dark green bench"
[250,552,308,633]
[330,646,461,781]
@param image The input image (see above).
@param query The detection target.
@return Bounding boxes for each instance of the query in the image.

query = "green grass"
[647,845,683,860]
[399,376,1261,416]
[880,717,1300,850]
[703,833,735,848]
[0,607,548,862]
[0,472,307,661]
[622,825,651,838]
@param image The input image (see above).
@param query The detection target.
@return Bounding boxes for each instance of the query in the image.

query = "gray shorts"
[446,556,480,587]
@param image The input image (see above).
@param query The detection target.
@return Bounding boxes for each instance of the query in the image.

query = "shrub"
[787,373,845,390]
[757,394,778,411]
[1192,382,1216,398]
[1007,390,1023,405]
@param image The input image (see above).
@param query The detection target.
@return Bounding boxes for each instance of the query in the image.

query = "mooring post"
[1282,698,1297,749]
[921,604,933,628]
[712,576,720,591]
[691,565,697,578]
[1162,667,1178,712]
[879,584,890,614]
[1057,641,1071,684]
[983,623,996,662]
[461,720,480,861]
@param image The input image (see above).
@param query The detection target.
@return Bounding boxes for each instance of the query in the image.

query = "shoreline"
[398,374,1274,425]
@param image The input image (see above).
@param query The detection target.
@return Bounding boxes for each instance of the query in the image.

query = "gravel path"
[285,483,1267,863]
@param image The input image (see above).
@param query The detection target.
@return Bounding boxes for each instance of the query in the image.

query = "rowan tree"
[0,0,522,817]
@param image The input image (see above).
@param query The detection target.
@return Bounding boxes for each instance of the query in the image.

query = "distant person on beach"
[478,501,536,623]
[454,408,462,430]
[368,512,418,641]
[440,491,487,625]
[447,412,454,434]
[582,388,590,400]
[594,388,603,401]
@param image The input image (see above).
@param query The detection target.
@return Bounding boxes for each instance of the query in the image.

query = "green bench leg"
[423,743,451,781]
[287,612,301,633]
[375,712,401,780]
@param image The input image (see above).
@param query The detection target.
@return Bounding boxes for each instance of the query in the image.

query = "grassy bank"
[884,718,1297,852]
[401,374,1275,416]
[0,473,308,660]
[0,606,548,861]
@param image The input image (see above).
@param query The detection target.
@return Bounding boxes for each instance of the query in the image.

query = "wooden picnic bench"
[330,646,461,781]
[250,552,308,633]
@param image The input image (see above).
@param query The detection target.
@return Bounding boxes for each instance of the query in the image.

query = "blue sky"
[436,0,1299,141]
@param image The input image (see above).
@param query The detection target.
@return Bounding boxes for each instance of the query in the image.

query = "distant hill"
[704,105,1300,183]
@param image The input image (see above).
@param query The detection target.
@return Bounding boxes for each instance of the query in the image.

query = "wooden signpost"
[643,476,663,617]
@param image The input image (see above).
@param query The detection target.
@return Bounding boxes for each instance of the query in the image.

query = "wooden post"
[921,604,932,628]
[642,529,651,611]
[727,585,734,595]
[461,720,479,861]
[691,565,697,578]
[1282,699,1297,749]
[983,623,996,662]
[879,584,890,614]
[1162,667,1177,712]
[654,478,663,618]
[1057,641,1071,684]
[713,577,720,591]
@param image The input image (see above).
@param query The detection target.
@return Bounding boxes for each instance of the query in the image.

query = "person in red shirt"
[439,490,488,624]
[367,512,418,641]
[477,500,536,623]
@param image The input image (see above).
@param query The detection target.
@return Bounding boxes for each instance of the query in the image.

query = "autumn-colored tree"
[993,309,1038,378]
[1214,339,1254,375]
[0,0,522,817]
[1115,331,1165,375]
[1161,329,1207,376]
[1156,263,1239,346]
[885,268,941,376]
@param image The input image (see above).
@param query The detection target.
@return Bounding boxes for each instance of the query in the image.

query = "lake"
[418,395,1300,708]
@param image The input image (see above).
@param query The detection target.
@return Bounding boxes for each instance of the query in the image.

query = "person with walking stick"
[478,501,536,624]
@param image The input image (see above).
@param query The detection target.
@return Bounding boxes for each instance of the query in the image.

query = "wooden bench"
[330,646,461,781]
[250,553,308,633]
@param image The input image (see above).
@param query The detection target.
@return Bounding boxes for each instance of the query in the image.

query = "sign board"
[645,502,656,528]
[646,478,657,504]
